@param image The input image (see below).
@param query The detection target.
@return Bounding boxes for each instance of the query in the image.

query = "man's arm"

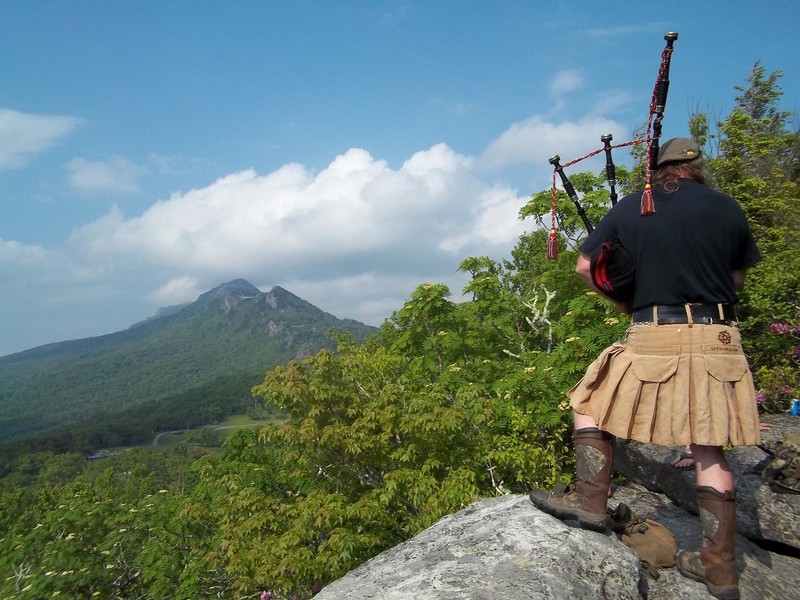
[732,269,746,290]
[576,254,632,315]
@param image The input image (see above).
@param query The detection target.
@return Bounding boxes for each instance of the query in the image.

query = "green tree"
[692,62,800,409]
[180,227,628,596]
[0,447,206,599]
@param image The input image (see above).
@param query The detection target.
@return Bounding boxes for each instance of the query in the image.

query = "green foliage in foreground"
[165,235,627,597]
[0,447,210,599]
[1,228,628,598]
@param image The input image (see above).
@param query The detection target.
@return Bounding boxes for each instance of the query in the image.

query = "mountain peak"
[194,279,260,304]
[209,279,261,296]
[182,279,262,317]
[0,279,377,442]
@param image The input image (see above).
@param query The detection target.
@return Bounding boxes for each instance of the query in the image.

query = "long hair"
[653,158,709,186]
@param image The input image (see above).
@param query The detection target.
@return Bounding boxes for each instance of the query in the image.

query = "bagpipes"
[546,32,679,263]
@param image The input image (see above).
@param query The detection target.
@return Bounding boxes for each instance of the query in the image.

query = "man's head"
[657,137,701,166]
[653,137,707,185]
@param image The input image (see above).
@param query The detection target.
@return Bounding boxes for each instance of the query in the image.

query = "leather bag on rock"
[609,503,677,572]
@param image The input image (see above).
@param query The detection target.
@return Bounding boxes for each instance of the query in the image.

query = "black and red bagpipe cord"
[547,140,639,259]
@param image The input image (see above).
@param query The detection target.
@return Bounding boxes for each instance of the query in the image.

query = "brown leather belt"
[632,303,737,326]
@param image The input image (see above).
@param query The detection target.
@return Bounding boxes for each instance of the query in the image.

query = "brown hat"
[656,137,701,166]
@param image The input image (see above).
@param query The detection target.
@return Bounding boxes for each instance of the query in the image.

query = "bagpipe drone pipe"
[543,33,679,302]
[544,31,679,261]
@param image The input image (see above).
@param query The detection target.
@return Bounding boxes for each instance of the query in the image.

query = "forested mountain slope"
[0,279,377,441]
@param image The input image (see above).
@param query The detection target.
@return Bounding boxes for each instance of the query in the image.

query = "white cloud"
[61,143,528,324]
[0,108,81,169]
[589,89,638,117]
[2,112,629,354]
[438,185,527,253]
[479,115,626,170]
[550,69,584,95]
[280,272,424,326]
[67,156,146,195]
[0,238,47,270]
[149,276,203,306]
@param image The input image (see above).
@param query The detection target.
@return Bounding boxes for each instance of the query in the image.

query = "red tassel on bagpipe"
[547,171,559,260]
[640,184,655,216]
[639,33,677,218]
[547,229,558,260]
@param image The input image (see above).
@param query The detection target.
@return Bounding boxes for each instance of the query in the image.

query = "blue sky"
[1,1,799,356]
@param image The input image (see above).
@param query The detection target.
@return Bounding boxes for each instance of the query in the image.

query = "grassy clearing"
[151,413,285,448]
[153,432,186,447]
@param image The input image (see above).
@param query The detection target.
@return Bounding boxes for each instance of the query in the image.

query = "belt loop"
[684,303,694,327]
[717,303,725,320]
[651,305,658,325]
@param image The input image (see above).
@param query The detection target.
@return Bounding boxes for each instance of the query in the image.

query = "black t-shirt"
[580,179,761,310]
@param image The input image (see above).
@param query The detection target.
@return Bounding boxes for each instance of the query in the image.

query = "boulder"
[316,494,645,600]
[316,486,800,599]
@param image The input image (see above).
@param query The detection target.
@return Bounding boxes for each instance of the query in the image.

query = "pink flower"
[770,322,792,335]
[755,391,768,405]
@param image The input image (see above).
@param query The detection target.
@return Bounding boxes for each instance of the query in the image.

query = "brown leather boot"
[529,428,614,532]
[677,486,739,600]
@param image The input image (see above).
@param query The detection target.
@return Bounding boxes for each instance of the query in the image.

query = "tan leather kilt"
[568,323,761,447]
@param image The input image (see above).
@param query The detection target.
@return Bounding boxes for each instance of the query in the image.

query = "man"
[529,138,761,600]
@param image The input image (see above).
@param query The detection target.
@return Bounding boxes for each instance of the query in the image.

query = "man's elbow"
[576,255,593,286]
[576,255,590,277]
[732,269,746,290]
